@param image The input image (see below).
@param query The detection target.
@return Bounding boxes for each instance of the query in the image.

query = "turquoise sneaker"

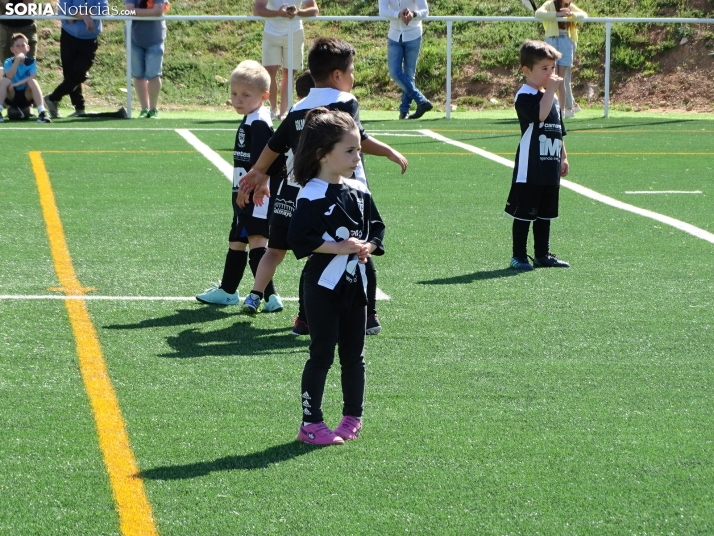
[241,293,262,314]
[509,256,534,271]
[263,294,284,313]
[196,284,239,305]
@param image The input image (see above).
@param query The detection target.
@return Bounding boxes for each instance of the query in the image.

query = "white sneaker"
[562,108,576,118]
[262,294,284,313]
[270,108,280,121]
[572,103,582,113]
[196,284,239,305]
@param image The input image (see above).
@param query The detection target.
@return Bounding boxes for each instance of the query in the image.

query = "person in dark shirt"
[288,107,385,445]
[196,60,286,307]
[505,40,571,271]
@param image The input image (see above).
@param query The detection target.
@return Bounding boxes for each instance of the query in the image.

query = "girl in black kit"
[288,108,385,446]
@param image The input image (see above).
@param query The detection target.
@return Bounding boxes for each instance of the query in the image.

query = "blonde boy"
[0,33,50,122]
[195,60,287,308]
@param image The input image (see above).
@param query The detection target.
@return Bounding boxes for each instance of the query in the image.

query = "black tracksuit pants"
[300,281,367,424]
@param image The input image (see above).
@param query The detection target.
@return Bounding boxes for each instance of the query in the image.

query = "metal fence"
[3,14,713,118]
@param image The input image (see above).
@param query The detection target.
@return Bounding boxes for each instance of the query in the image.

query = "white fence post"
[446,20,452,119]
[126,19,132,118]
[604,21,611,118]
[287,21,294,112]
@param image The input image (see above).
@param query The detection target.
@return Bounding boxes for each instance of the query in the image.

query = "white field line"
[0,292,391,301]
[419,129,714,245]
[625,190,702,194]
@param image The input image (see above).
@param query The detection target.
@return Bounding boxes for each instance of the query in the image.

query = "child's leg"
[25,80,43,110]
[512,219,531,258]
[301,283,340,424]
[533,218,551,259]
[250,247,285,299]
[247,235,269,278]
[365,256,377,317]
[337,304,367,419]
[0,78,11,106]
[220,242,248,294]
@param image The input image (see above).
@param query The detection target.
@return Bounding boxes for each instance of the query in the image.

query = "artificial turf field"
[1,110,713,535]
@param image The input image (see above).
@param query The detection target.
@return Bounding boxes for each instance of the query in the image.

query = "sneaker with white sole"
[196,284,239,305]
[241,293,261,314]
[532,253,570,268]
[510,256,534,271]
[37,111,52,123]
[68,108,86,117]
[297,422,344,445]
[333,416,362,440]
[572,103,582,113]
[366,314,382,335]
[263,294,284,313]
[562,108,575,118]
[292,316,309,336]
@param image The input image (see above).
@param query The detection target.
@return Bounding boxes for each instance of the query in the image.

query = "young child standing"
[0,33,51,123]
[288,107,385,445]
[506,40,570,271]
[239,37,407,336]
[196,60,286,306]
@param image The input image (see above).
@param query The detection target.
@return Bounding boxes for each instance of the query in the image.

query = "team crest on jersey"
[238,128,245,147]
[357,197,364,217]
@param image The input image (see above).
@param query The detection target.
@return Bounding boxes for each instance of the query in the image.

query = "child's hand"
[14,53,25,62]
[560,158,569,177]
[338,237,363,255]
[236,189,250,209]
[357,243,373,263]
[388,149,408,174]
[239,168,264,193]
[252,183,271,207]
[546,73,562,93]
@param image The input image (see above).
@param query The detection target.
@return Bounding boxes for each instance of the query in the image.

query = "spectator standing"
[0,0,38,61]
[379,0,432,120]
[253,0,318,121]
[535,0,587,118]
[44,0,109,118]
[124,0,168,118]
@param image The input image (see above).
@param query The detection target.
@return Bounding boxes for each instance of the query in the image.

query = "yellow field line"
[29,151,158,536]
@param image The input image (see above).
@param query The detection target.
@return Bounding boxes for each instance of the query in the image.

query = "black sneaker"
[408,100,433,120]
[37,111,52,123]
[292,316,309,336]
[532,253,570,268]
[366,314,382,335]
[399,111,409,120]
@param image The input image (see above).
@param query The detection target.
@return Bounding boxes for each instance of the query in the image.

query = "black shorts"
[505,183,560,221]
[229,213,269,244]
[267,223,291,251]
[5,89,31,109]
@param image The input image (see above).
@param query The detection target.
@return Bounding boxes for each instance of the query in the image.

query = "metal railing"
[3,14,712,118]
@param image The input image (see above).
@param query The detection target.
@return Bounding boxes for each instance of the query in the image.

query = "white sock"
[37,105,45,113]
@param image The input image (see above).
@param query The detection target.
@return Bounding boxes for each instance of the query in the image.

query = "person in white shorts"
[253,0,318,120]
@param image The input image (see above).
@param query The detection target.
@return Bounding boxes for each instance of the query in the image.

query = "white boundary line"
[419,129,714,245]
[625,190,702,194]
[0,292,390,301]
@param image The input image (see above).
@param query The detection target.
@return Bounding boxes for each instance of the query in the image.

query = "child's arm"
[3,54,24,80]
[313,237,363,256]
[540,73,562,121]
[239,146,280,202]
[560,140,569,177]
[360,137,408,174]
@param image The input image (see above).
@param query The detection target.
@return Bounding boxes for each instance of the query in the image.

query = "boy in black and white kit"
[239,37,407,333]
[288,108,385,445]
[196,60,287,306]
[505,39,571,271]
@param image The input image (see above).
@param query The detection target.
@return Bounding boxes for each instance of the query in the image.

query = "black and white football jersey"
[232,106,286,219]
[267,88,370,227]
[288,178,384,303]
[511,85,567,186]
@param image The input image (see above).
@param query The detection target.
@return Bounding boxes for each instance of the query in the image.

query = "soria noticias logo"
[4,3,136,16]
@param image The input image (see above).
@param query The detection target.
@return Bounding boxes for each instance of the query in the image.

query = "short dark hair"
[295,70,315,99]
[307,37,356,83]
[293,107,358,187]
[10,33,28,47]
[519,39,561,69]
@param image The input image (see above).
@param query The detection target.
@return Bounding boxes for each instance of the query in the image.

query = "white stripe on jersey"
[516,122,533,184]
[291,87,356,112]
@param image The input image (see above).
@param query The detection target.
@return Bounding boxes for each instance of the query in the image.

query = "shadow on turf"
[417,268,520,285]
[140,442,323,480]
[105,306,241,329]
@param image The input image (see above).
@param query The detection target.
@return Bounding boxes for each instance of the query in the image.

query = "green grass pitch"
[1,111,713,535]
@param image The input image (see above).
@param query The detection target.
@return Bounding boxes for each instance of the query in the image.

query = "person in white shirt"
[378,0,432,120]
[253,0,318,120]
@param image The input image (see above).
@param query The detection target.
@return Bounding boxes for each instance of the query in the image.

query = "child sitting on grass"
[0,33,51,123]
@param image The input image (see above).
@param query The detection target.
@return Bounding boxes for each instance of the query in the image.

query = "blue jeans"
[387,36,427,114]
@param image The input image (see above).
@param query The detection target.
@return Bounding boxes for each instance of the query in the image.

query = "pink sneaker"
[333,416,362,440]
[297,422,344,445]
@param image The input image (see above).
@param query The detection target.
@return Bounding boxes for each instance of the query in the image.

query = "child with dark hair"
[294,69,314,101]
[506,40,570,271]
[288,107,385,445]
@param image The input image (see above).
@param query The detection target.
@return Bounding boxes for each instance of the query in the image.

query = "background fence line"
[2,14,712,118]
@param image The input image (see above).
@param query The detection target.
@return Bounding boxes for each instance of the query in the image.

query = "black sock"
[248,247,266,277]
[250,290,264,300]
[512,219,530,258]
[365,256,377,316]
[533,219,551,259]
[220,249,248,295]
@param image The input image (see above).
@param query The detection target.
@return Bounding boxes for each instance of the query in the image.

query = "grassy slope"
[23,0,714,112]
